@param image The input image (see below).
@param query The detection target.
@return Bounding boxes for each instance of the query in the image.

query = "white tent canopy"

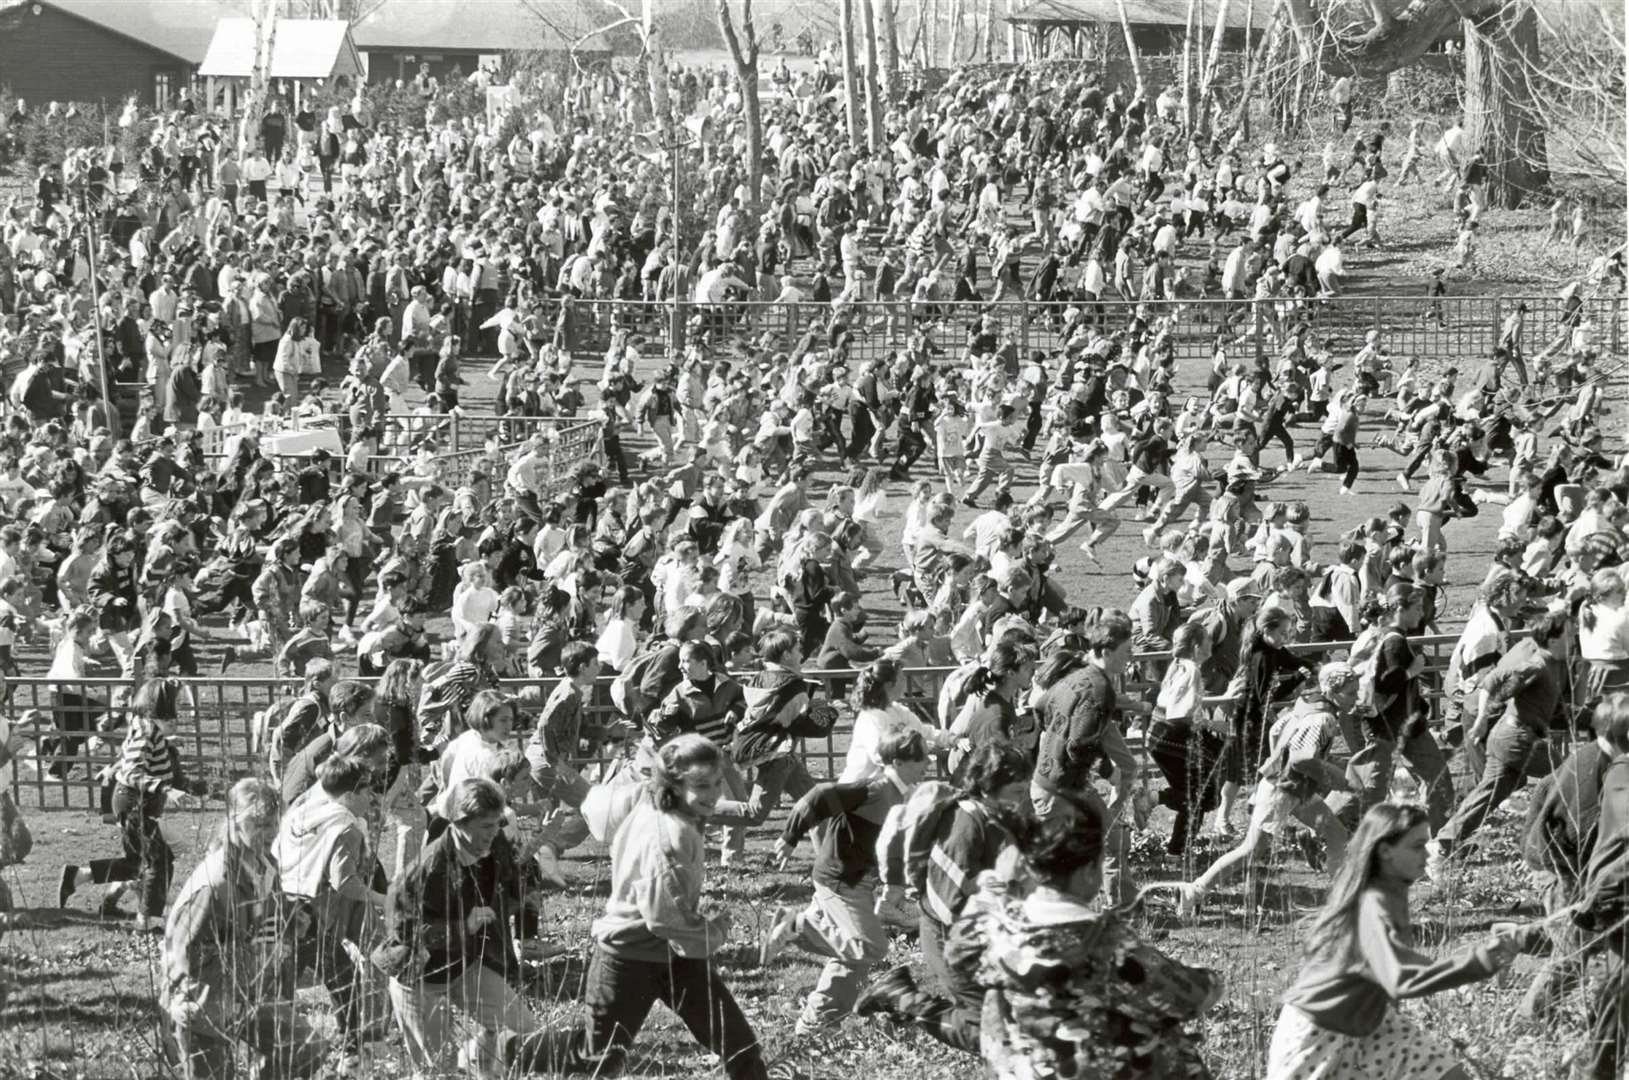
[198,17,363,81]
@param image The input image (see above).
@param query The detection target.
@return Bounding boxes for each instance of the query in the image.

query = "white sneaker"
[1395,474,1411,491]
[1141,525,1158,546]
[1078,543,1099,564]
[1339,485,1353,496]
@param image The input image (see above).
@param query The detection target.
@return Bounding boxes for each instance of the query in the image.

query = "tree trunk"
[946,0,961,66]
[646,0,674,148]
[244,0,278,154]
[715,0,762,218]
[877,0,900,100]
[981,0,994,62]
[1463,4,1549,207]
[861,0,883,149]
[1198,0,1232,127]
[1114,0,1145,98]
[840,0,864,145]
[1007,0,1017,60]
[1236,0,1276,140]
[1180,0,1197,133]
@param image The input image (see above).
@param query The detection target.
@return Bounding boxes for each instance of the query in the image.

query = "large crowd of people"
[0,42,1627,1080]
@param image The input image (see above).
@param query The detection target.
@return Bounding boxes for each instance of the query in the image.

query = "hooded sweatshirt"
[273,786,370,924]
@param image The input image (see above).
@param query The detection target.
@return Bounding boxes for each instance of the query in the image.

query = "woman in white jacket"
[273,316,320,399]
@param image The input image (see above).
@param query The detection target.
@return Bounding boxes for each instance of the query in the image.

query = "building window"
[154,72,171,109]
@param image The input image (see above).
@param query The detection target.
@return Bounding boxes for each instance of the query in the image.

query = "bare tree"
[1283,0,1552,206]
[1519,0,1625,193]
[1180,0,1197,132]
[242,0,279,154]
[716,0,764,217]
[860,0,884,150]
[875,0,901,100]
[1198,0,1231,112]
[840,0,864,145]
[1114,0,1146,98]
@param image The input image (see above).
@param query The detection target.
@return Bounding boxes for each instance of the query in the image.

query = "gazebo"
[198,17,364,116]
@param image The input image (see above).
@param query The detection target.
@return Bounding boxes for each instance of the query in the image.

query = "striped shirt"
[114,717,180,794]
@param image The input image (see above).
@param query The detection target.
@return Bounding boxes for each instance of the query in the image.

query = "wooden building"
[0,0,226,107]
[1009,0,1268,59]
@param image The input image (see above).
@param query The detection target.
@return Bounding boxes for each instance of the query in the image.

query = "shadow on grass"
[0,988,162,1028]
[4,907,128,932]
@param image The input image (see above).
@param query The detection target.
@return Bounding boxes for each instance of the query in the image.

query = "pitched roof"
[199,17,365,79]
[350,0,589,52]
[3,0,239,62]
[1009,0,1267,29]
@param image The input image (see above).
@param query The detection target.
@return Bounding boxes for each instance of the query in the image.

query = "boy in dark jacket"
[760,729,928,1035]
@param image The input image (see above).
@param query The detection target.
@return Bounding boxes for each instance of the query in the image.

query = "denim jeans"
[86,784,172,916]
[1437,719,1561,850]
[1327,726,1454,833]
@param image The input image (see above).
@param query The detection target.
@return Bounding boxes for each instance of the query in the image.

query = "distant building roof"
[350,0,591,53]
[199,17,364,80]
[1009,0,1267,29]
[0,0,238,62]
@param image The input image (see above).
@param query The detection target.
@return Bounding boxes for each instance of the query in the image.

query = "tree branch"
[1286,0,1499,77]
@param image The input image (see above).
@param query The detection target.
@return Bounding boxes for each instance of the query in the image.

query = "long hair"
[855,657,903,710]
[375,658,421,707]
[645,733,725,815]
[1303,802,1428,962]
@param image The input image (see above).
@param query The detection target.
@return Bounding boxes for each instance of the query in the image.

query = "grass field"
[0,111,1624,1079]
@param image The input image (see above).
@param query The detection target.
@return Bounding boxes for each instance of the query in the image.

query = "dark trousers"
[1333,443,1360,488]
[1147,721,1225,856]
[847,407,877,461]
[1336,204,1369,242]
[889,914,981,1053]
[87,784,172,916]
[584,948,767,1080]
[1437,719,1559,851]
[892,425,928,476]
[1586,940,1628,1080]
[292,900,365,1035]
[1256,415,1296,461]
[603,434,630,483]
[46,690,105,777]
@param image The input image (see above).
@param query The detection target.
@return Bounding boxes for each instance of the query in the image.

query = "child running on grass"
[581,733,770,1080]
[1145,661,1358,921]
[759,729,929,1037]
[1265,802,1527,1079]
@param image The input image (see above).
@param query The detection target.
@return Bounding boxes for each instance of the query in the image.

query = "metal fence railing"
[564,294,1624,372]
[5,631,1472,810]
